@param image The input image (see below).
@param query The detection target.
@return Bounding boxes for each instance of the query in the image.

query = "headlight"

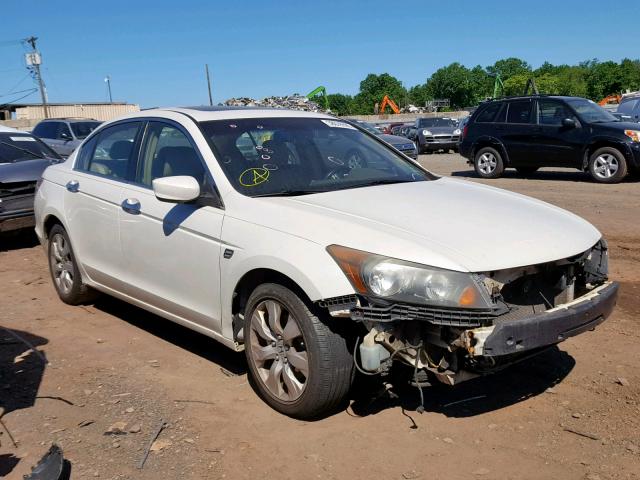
[453,128,461,135]
[624,130,640,142]
[422,129,432,136]
[327,245,494,309]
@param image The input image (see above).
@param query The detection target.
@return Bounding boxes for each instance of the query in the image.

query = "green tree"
[586,61,623,99]
[487,57,531,80]
[325,93,354,116]
[423,62,474,108]
[352,73,407,114]
[408,83,431,107]
[619,58,640,92]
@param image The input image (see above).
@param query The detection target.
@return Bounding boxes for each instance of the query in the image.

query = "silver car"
[32,118,102,157]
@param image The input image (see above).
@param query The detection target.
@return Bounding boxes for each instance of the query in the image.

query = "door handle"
[121,198,141,215]
[66,180,79,192]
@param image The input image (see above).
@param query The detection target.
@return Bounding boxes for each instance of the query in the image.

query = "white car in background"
[34,107,618,418]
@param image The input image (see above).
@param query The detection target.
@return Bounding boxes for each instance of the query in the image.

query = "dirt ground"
[1,154,639,480]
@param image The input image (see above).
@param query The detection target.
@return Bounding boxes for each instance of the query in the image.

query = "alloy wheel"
[50,233,74,295]
[477,152,497,174]
[593,154,619,179]
[248,299,309,402]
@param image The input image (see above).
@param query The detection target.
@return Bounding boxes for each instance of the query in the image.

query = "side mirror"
[60,132,72,141]
[152,176,200,203]
[562,118,577,128]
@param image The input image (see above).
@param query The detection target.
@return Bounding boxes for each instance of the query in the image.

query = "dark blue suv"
[459,95,640,183]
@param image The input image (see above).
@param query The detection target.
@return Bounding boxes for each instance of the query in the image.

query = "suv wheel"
[47,224,98,305]
[474,147,504,178]
[588,147,628,183]
[244,283,353,419]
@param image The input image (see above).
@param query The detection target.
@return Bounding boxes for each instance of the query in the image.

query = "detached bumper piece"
[479,281,618,357]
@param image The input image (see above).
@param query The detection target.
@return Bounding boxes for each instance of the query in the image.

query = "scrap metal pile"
[222,94,328,112]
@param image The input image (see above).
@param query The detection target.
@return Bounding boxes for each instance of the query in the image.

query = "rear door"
[64,121,143,287]
[500,99,539,166]
[534,99,585,167]
[117,120,225,332]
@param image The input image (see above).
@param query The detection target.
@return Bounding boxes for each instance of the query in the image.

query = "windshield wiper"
[0,141,45,160]
[251,189,326,197]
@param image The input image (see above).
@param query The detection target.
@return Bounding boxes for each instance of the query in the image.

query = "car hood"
[378,134,414,146]
[595,121,640,130]
[0,158,52,183]
[420,126,457,135]
[240,178,601,273]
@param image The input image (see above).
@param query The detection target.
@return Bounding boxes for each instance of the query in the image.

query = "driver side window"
[136,122,206,187]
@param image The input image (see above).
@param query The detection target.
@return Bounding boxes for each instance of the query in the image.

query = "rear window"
[475,103,502,123]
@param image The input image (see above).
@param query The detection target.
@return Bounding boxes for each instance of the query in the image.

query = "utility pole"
[24,36,49,118]
[205,64,213,106]
[105,75,113,103]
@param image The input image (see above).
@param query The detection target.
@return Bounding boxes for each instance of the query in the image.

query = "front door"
[534,99,585,167]
[117,120,225,333]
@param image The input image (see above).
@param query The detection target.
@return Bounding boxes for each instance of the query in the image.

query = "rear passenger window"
[137,122,205,187]
[86,122,141,180]
[475,103,503,123]
[507,101,533,124]
[75,135,98,171]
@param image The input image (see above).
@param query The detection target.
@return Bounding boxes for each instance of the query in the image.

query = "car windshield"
[0,133,60,163]
[200,117,433,197]
[70,121,102,139]
[566,99,618,123]
[417,118,457,128]
[354,121,382,135]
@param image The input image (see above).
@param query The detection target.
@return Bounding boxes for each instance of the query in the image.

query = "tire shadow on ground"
[450,169,640,183]
[348,346,574,422]
[0,230,40,253]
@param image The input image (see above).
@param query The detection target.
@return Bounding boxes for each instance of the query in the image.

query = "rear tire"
[47,224,98,305]
[474,146,504,178]
[588,147,627,183]
[243,283,353,419]
[515,166,539,176]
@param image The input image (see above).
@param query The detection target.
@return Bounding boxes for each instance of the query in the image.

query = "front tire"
[474,146,504,178]
[243,283,353,419]
[47,224,98,305]
[588,147,627,183]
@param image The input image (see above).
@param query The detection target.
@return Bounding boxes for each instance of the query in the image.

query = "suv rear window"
[507,101,533,124]
[475,103,502,123]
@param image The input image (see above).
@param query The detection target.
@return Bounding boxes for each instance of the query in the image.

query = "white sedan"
[34,107,618,418]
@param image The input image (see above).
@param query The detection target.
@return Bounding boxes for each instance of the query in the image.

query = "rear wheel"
[243,283,353,419]
[515,166,539,176]
[588,147,627,183]
[47,224,98,305]
[474,146,504,178]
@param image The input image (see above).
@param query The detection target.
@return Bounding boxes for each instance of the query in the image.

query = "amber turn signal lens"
[326,245,370,294]
[458,285,478,307]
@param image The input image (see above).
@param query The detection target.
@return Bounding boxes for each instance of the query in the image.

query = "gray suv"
[616,94,640,123]
[32,118,102,157]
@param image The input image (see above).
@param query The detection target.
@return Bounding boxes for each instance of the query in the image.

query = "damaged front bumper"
[470,281,617,357]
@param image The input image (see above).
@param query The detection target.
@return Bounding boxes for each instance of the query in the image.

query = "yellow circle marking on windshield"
[239,167,270,187]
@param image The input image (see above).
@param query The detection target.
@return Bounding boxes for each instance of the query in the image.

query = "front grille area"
[424,135,459,143]
[0,181,36,214]
[351,303,501,328]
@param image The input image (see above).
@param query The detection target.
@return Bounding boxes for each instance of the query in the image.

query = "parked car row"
[32,118,102,157]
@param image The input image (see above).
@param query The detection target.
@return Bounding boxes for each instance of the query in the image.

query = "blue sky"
[0,0,636,108]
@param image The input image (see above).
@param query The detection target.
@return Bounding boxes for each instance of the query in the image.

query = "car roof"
[117,106,334,123]
[38,118,100,122]
[485,95,584,103]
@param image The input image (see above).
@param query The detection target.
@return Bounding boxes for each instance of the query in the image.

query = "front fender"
[582,136,636,169]
[219,216,355,340]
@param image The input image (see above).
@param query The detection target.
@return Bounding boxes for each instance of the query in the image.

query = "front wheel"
[474,146,504,178]
[588,147,628,183]
[243,283,353,419]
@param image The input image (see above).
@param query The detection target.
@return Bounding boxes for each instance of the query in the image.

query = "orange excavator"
[598,94,622,106]
[378,95,400,114]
